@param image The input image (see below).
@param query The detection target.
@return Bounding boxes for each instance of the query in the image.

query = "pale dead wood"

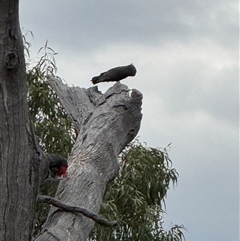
[35,76,142,241]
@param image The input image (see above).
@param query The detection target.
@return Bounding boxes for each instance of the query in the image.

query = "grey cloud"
[20,0,238,52]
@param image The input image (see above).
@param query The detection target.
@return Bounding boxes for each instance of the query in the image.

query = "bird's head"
[55,163,68,177]
[129,63,137,76]
[49,154,68,178]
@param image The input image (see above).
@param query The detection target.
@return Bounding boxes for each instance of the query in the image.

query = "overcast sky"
[20,1,239,240]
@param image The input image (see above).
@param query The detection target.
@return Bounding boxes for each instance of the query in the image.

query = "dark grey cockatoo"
[91,64,137,85]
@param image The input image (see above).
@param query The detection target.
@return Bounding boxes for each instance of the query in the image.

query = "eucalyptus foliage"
[24,39,76,236]
[25,39,75,158]
[25,39,185,240]
[89,140,186,241]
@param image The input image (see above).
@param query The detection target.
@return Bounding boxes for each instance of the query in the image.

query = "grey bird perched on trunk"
[91,64,137,85]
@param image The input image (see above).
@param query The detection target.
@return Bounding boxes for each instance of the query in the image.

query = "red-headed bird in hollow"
[49,154,68,178]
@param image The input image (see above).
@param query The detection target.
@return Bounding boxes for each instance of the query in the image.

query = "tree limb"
[37,195,117,227]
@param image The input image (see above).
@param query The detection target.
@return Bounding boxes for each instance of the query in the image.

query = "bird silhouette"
[91,64,137,85]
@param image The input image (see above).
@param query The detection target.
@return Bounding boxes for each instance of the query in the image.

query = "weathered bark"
[0,0,40,240]
[35,77,142,240]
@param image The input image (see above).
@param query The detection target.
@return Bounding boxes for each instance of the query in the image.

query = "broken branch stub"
[36,76,142,241]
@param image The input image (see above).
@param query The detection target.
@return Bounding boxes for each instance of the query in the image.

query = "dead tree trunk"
[0,0,40,240]
[35,78,142,240]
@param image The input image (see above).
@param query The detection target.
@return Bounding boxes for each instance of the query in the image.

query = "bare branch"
[37,195,117,227]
